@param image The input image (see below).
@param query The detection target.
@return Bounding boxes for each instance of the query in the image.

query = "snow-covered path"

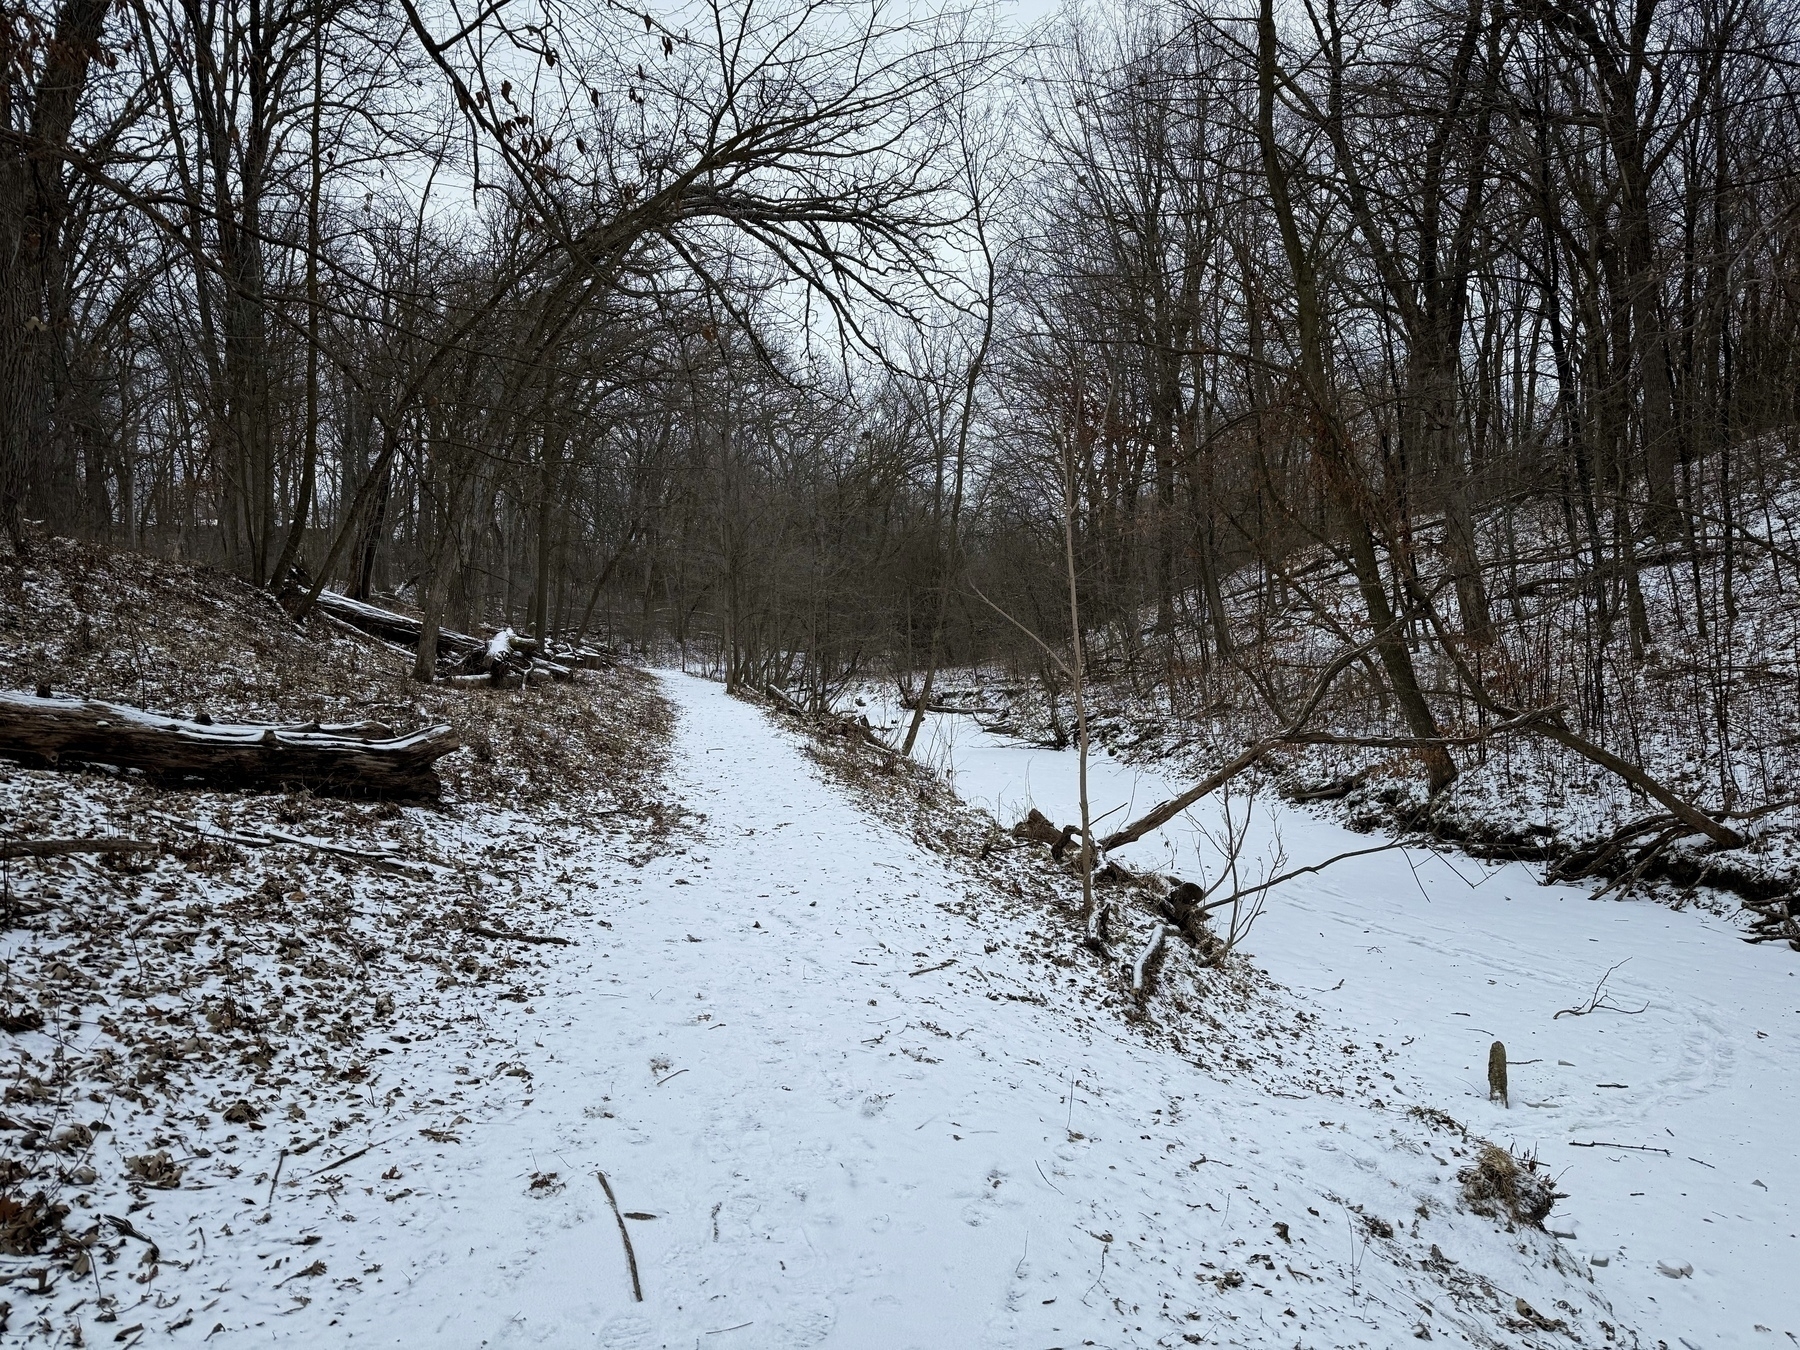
[204,672,1623,1348]
[895,703,1800,1349]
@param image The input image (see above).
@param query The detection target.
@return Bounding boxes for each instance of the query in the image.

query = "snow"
[885,693,1800,1348]
[24,671,1772,1345]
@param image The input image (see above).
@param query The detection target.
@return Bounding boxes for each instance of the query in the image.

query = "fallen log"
[311,590,483,659]
[452,628,572,687]
[0,692,459,798]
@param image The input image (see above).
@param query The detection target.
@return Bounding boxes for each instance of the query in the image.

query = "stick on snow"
[597,1169,643,1301]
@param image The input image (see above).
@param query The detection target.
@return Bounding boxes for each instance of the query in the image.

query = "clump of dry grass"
[1459,1142,1558,1229]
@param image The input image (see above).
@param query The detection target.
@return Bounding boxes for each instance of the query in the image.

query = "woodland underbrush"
[0,538,677,1324]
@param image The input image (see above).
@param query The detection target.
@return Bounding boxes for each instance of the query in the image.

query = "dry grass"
[1459,1142,1559,1230]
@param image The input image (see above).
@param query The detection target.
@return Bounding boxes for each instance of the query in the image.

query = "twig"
[305,1138,387,1178]
[267,1148,287,1205]
[597,1169,643,1302]
[1554,960,1648,1018]
[908,958,955,977]
[1568,1141,1670,1154]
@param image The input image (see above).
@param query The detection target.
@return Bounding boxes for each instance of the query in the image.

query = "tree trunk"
[0,0,113,549]
[1256,0,1455,793]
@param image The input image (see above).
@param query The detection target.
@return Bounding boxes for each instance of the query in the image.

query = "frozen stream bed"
[884,694,1800,1348]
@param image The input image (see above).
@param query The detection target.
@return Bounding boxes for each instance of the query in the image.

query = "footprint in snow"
[772,1299,837,1346]
[594,1313,656,1348]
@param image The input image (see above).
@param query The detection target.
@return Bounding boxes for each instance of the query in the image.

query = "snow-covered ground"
[25,666,1781,1346]
[39,671,1667,1347]
[876,692,1800,1349]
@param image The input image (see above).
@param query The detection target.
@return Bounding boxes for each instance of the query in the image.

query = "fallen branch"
[305,1138,389,1178]
[1553,960,1648,1018]
[174,819,430,875]
[1546,815,1680,884]
[1409,590,1745,850]
[0,837,159,861]
[258,827,430,875]
[1130,923,1167,995]
[1099,625,1403,853]
[1568,1141,1670,1154]
[1099,739,1275,853]
[597,1169,644,1302]
[463,923,572,947]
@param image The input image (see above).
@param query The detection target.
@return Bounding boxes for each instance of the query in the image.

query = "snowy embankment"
[878,691,1800,1349]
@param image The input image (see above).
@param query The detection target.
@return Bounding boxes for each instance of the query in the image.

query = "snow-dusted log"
[449,627,572,686]
[310,589,483,659]
[1130,923,1167,995]
[0,692,458,798]
[311,592,595,685]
